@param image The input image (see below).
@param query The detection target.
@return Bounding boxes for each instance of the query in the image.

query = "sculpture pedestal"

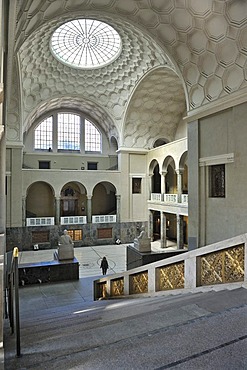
[134,238,151,253]
[56,244,74,260]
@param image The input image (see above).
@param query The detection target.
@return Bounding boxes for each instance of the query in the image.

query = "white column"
[160,171,167,196]
[116,194,121,223]
[176,169,184,202]
[148,174,152,200]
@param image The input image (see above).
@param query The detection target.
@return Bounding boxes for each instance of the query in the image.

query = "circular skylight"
[50,19,122,69]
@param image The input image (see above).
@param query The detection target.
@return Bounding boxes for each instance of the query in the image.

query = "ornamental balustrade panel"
[96,282,107,300]
[130,271,148,295]
[199,244,244,286]
[151,193,162,202]
[157,262,185,291]
[92,215,116,223]
[111,278,124,297]
[60,216,87,225]
[164,194,178,203]
[26,217,54,226]
[181,194,188,204]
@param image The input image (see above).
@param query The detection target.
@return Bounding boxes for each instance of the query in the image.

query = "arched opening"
[152,164,161,193]
[60,182,87,216]
[153,138,169,148]
[92,182,116,216]
[26,182,55,217]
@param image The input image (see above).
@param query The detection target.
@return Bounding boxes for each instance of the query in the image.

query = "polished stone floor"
[17,240,179,309]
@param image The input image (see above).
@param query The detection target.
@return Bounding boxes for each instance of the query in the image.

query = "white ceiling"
[6,0,247,148]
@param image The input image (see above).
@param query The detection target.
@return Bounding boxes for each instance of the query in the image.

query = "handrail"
[6,247,21,357]
[94,233,247,300]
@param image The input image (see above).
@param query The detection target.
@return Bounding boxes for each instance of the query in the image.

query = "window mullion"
[81,117,85,154]
[53,114,58,152]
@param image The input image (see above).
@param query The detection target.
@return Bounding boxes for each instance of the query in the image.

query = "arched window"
[57,113,80,150]
[34,112,102,153]
[34,116,53,149]
[85,119,101,152]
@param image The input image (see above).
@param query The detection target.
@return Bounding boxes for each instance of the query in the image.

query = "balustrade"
[60,216,87,225]
[92,215,117,223]
[26,217,54,226]
[150,193,188,205]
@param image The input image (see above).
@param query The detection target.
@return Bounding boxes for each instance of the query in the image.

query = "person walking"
[100,256,109,275]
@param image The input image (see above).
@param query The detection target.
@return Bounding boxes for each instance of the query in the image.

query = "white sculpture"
[57,229,74,260]
[134,226,151,252]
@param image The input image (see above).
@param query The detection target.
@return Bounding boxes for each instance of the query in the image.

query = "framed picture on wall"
[132,178,142,194]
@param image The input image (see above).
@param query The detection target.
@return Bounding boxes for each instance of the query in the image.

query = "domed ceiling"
[6,0,247,148]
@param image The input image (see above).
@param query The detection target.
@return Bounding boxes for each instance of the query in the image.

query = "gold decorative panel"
[111,278,124,297]
[97,282,107,299]
[130,271,148,294]
[200,245,244,286]
[157,262,184,291]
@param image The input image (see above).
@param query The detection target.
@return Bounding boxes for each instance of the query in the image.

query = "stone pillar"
[176,169,184,202]
[176,214,184,249]
[188,120,199,250]
[87,195,92,223]
[116,194,121,223]
[149,210,153,241]
[9,146,23,227]
[160,212,166,248]
[160,171,167,196]
[148,174,152,199]
[22,196,26,226]
[55,197,60,225]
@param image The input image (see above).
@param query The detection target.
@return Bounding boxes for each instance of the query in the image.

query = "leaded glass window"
[209,164,225,198]
[34,116,53,150]
[50,19,122,69]
[58,113,80,150]
[85,119,101,152]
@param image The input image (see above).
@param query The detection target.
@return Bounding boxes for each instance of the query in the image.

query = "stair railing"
[5,247,21,357]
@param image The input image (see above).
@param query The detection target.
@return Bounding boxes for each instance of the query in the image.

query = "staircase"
[4,282,247,370]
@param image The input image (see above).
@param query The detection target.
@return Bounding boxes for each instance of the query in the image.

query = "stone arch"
[26,181,55,217]
[92,182,117,216]
[60,182,87,217]
[122,66,187,148]
[162,156,176,194]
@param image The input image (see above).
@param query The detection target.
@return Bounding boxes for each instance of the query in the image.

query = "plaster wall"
[23,152,117,171]
[118,150,148,222]
[198,102,247,245]
[174,118,187,141]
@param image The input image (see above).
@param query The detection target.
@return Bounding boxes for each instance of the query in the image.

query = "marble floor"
[18,239,179,278]
[16,240,181,309]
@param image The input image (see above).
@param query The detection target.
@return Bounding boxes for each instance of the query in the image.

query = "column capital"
[175,168,184,175]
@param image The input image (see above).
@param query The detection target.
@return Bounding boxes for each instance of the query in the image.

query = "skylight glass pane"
[50,19,122,69]
[58,113,80,150]
[85,119,101,152]
[35,117,53,149]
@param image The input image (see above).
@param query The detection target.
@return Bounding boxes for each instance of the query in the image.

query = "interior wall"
[23,153,117,171]
[198,102,247,245]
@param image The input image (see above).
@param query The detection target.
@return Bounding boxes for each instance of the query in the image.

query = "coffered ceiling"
[6,0,247,148]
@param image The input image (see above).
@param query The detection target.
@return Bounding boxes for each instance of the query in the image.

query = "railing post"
[13,247,21,357]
